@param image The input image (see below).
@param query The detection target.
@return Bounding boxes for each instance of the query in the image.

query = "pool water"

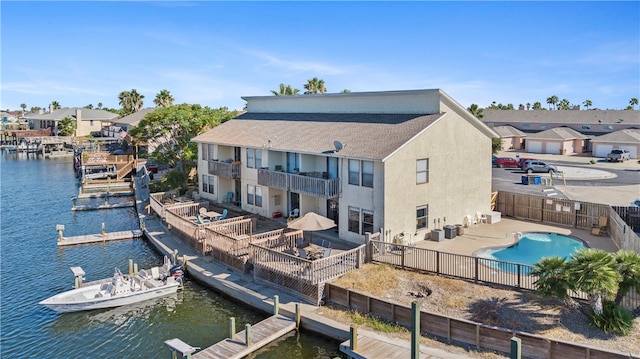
[476,232,585,269]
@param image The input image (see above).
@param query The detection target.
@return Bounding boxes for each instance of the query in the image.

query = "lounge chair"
[298,248,308,259]
[591,216,608,236]
[216,209,228,221]
[477,211,487,224]
[322,248,331,258]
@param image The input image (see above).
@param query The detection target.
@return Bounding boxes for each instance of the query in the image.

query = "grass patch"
[350,311,407,334]
[332,263,399,296]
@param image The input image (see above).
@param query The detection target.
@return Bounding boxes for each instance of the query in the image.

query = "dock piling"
[129,259,133,276]
[56,224,65,242]
[273,295,279,315]
[510,336,522,359]
[133,263,138,275]
[229,317,236,340]
[350,325,358,351]
[245,324,251,347]
[101,223,106,237]
[295,303,301,330]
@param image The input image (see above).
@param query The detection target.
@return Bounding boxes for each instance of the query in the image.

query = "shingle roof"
[526,127,590,140]
[591,129,640,143]
[483,109,640,125]
[113,108,156,126]
[493,125,527,137]
[192,112,444,161]
[25,108,119,121]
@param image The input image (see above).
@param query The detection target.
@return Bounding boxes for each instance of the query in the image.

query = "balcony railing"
[258,169,340,199]
[208,160,241,179]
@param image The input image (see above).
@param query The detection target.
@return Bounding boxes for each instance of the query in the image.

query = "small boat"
[39,257,184,313]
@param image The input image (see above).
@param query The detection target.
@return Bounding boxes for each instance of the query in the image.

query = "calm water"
[0,152,344,358]
[477,232,585,272]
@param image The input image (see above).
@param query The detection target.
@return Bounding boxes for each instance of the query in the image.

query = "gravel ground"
[326,264,640,358]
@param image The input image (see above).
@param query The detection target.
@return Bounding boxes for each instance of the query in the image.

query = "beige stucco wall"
[382,110,492,243]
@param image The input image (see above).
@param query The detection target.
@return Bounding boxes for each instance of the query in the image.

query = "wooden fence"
[251,244,366,305]
[325,284,639,359]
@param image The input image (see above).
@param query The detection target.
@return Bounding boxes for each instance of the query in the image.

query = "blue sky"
[2,1,639,112]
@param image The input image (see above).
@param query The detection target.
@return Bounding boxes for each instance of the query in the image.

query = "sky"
[2,1,639,112]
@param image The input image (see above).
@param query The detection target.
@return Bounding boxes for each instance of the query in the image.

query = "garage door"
[618,145,638,159]
[545,142,561,155]
[594,144,613,158]
[527,141,542,153]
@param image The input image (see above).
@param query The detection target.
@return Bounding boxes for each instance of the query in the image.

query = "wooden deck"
[192,314,296,359]
[340,334,446,359]
[58,230,143,246]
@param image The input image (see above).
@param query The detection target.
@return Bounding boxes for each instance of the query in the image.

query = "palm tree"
[526,103,531,110]
[532,102,543,110]
[20,103,26,116]
[583,99,592,110]
[567,249,621,315]
[51,101,61,110]
[531,257,571,298]
[97,102,103,109]
[467,104,484,119]
[546,96,558,110]
[271,84,300,96]
[558,99,571,110]
[154,89,175,108]
[629,97,639,110]
[303,77,327,94]
[118,89,145,115]
[613,250,640,305]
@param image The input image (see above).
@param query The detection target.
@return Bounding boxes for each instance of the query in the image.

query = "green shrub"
[588,300,634,335]
[589,159,596,164]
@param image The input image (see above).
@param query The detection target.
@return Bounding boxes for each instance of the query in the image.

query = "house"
[108,108,161,153]
[523,127,590,155]
[24,106,118,136]
[493,125,527,150]
[483,109,640,136]
[192,89,497,245]
[590,129,640,159]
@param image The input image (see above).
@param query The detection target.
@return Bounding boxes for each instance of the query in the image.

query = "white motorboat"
[40,257,184,313]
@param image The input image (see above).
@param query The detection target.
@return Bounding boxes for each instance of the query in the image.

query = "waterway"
[0,153,344,358]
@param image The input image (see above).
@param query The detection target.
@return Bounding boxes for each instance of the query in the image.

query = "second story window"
[247,149,262,169]
[255,149,262,169]
[349,159,374,187]
[349,160,359,185]
[417,159,429,184]
[361,161,373,188]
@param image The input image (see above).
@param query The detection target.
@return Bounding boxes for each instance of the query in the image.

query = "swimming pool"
[475,232,586,273]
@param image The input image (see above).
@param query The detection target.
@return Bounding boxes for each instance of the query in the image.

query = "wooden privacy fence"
[251,244,366,305]
[325,284,638,359]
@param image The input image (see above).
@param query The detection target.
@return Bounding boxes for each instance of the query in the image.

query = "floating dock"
[189,314,296,359]
[58,230,143,246]
[340,334,441,359]
[76,191,134,199]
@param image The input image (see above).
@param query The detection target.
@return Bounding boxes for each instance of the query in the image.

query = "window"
[348,207,360,233]
[255,149,262,169]
[255,186,262,207]
[348,160,359,185]
[361,161,373,188]
[416,205,428,230]
[604,125,613,130]
[247,149,255,168]
[202,144,209,161]
[247,185,255,205]
[416,159,429,184]
[362,210,374,234]
[202,175,214,194]
[581,125,591,130]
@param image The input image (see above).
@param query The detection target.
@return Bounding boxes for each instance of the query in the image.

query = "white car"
[631,199,640,207]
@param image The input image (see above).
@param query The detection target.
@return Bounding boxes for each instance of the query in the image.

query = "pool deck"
[412,218,619,256]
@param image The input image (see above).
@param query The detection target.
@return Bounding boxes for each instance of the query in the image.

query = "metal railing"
[208,160,240,179]
[257,169,340,199]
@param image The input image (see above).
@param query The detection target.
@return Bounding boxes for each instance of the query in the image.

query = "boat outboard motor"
[169,264,184,278]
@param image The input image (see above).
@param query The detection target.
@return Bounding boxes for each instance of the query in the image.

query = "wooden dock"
[71,201,135,211]
[340,334,448,359]
[192,314,296,359]
[58,230,143,246]
[77,191,134,199]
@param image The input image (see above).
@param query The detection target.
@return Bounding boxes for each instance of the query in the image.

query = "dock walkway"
[340,333,459,359]
[192,314,296,359]
[58,230,142,246]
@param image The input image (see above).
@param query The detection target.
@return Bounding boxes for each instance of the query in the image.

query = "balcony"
[208,160,241,179]
[258,169,340,199]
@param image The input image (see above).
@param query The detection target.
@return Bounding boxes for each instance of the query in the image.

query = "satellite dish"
[333,140,344,152]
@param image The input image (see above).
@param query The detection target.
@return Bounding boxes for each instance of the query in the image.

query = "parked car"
[494,157,519,168]
[492,155,498,166]
[518,157,538,170]
[606,149,631,162]
[631,199,640,208]
[145,159,159,173]
[522,160,557,174]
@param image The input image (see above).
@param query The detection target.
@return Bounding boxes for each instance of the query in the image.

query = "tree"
[583,99,592,110]
[532,102,543,110]
[491,137,502,154]
[128,104,235,190]
[303,77,327,94]
[531,257,571,298]
[154,89,175,108]
[97,102,103,109]
[118,89,145,116]
[566,249,621,315]
[526,103,531,110]
[629,97,639,110]
[546,96,558,110]
[271,84,300,96]
[557,99,571,110]
[51,101,61,110]
[342,89,351,93]
[20,103,26,115]
[84,104,94,109]
[467,104,484,119]
[613,250,640,305]
[57,116,76,136]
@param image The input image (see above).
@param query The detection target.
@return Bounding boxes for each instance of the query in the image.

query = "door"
[327,157,338,179]
[234,180,242,205]
[287,152,299,173]
[327,199,339,232]
[289,192,300,216]
[527,141,542,153]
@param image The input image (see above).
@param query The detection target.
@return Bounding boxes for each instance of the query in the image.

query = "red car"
[494,157,519,168]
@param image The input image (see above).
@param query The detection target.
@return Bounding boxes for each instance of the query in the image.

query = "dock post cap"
[164,338,200,356]
[56,224,65,231]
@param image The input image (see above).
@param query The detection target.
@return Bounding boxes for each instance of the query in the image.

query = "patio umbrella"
[287,212,336,243]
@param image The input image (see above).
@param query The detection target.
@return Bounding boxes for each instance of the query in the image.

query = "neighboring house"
[591,129,640,159]
[524,127,590,155]
[493,125,527,150]
[24,106,118,136]
[192,89,497,245]
[109,108,160,153]
[483,109,640,136]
